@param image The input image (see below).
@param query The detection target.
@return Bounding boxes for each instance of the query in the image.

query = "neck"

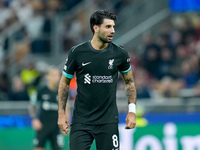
[91,37,108,50]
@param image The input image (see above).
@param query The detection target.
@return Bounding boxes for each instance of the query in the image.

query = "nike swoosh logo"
[82,62,91,66]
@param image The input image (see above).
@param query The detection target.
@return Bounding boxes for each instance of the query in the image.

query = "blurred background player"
[29,67,67,150]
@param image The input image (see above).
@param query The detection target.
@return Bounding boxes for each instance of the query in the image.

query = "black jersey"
[31,86,59,128]
[63,41,131,125]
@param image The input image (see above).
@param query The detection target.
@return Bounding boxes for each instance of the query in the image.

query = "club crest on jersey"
[108,59,114,69]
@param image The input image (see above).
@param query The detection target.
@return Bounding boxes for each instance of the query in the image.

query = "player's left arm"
[29,93,42,130]
[121,69,137,129]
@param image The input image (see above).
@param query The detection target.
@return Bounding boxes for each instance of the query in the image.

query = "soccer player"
[29,68,64,150]
[58,10,137,150]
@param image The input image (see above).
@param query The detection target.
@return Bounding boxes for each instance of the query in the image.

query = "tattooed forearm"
[125,82,137,104]
[61,86,69,110]
[121,70,137,104]
[58,75,71,112]
[124,78,134,85]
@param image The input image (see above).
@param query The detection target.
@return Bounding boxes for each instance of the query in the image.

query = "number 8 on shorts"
[112,134,119,148]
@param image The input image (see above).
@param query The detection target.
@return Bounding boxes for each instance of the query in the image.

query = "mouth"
[107,35,113,40]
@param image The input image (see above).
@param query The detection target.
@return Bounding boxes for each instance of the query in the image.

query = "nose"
[111,27,115,34]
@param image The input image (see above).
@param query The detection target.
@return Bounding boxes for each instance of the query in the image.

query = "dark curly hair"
[90,10,117,34]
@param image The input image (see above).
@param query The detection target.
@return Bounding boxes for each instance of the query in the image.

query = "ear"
[93,25,99,33]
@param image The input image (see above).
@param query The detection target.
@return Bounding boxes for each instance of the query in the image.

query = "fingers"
[60,124,69,134]
[64,128,69,134]
[58,121,70,135]
[125,118,136,129]
[125,112,136,129]
[125,122,136,129]
[62,123,69,134]
[57,113,70,134]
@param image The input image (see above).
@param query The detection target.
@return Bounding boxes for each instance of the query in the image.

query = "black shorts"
[33,126,64,150]
[70,123,119,150]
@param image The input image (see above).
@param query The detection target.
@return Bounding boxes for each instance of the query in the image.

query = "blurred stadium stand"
[0,0,200,113]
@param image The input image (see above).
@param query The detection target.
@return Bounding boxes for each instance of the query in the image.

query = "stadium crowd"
[0,0,79,100]
[129,13,200,99]
[0,0,200,101]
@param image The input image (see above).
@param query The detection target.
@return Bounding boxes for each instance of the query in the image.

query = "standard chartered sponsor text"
[92,75,113,83]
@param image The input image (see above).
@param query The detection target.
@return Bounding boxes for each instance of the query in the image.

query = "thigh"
[49,128,64,150]
[94,124,120,150]
[70,123,94,150]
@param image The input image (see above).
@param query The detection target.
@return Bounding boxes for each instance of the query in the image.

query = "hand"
[125,112,136,129]
[58,111,70,134]
[32,119,42,130]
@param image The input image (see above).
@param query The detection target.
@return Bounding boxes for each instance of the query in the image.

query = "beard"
[99,36,111,43]
[98,32,112,43]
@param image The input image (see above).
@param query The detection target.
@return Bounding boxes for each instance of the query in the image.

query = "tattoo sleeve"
[58,75,71,112]
[121,70,137,104]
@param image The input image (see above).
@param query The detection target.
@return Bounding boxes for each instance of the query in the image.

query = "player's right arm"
[57,75,71,134]
[58,46,77,134]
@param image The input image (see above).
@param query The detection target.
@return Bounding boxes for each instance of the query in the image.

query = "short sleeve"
[62,48,76,79]
[118,50,131,73]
